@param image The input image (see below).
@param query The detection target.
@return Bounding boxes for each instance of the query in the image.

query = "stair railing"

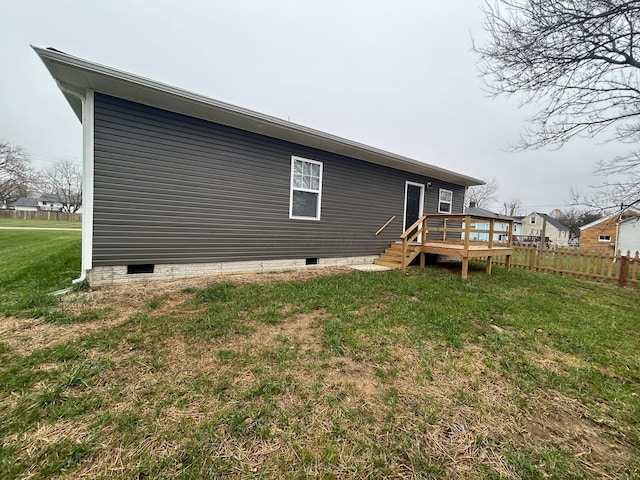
[374,215,396,235]
[400,215,428,270]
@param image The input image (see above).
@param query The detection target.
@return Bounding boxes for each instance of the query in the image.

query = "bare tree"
[475,0,640,207]
[465,178,499,208]
[0,141,33,207]
[502,199,523,217]
[550,207,603,238]
[39,159,82,213]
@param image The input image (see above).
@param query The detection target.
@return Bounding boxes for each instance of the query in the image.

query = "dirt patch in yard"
[0,315,124,355]
[392,343,632,478]
[0,267,353,355]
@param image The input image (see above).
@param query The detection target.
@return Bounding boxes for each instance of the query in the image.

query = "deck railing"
[398,214,514,270]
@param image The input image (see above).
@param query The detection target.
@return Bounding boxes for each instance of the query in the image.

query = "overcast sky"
[0,0,622,213]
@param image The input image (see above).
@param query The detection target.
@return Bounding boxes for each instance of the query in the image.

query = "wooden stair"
[374,242,421,269]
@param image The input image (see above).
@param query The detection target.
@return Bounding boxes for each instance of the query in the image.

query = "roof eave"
[32,46,483,187]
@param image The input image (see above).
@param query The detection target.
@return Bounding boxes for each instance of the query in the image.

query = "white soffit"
[33,46,483,187]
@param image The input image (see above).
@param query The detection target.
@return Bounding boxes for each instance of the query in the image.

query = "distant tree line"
[0,139,82,213]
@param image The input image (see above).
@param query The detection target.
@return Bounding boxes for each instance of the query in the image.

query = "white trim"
[289,156,323,221]
[437,188,453,214]
[403,181,425,231]
[82,90,95,274]
[32,46,484,187]
[579,207,640,231]
[598,235,612,242]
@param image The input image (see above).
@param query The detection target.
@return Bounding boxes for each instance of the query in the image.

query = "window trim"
[530,216,537,225]
[289,156,323,221]
[598,235,612,242]
[438,188,453,214]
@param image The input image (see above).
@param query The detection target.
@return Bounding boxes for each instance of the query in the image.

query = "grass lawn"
[0,218,81,229]
[1,231,639,479]
[0,229,81,317]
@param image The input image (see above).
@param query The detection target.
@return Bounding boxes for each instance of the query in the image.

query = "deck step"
[373,259,402,268]
[376,240,422,269]
[378,253,405,263]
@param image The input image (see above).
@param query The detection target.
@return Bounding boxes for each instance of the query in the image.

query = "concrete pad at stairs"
[348,264,392,272]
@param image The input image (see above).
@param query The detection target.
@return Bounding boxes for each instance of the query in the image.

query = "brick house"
[579,208,640,255]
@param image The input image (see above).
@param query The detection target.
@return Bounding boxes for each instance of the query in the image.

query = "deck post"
[486,256,493,274]
[463,215,470,251]
[462,257,469,279]
[488,218,494,248]
[420,252,425,267]
[505,254,512,271]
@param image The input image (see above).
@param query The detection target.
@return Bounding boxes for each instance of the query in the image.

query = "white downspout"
[56,82,94,284]
[614,216,622,259]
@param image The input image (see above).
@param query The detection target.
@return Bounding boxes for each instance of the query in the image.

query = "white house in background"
[618,216,640,256]
[11,194,64,212]
[521,212,570,246]
[12,197,39,212]
[464,206,520,242]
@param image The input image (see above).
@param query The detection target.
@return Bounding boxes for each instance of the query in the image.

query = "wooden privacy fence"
[491,246,639,288]
[0,210,82,222]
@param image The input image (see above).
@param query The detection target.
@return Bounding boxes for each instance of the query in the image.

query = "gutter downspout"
[614,215,622,260]
[56,81,94,284]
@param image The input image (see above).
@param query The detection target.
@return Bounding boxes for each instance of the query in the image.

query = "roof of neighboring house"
[528,212,569,231]
[33,46,484,187]
[579,207,640,231]
[465,206,515,222]
[620,214,640,226]
[12,197,39,207]
[39,193,59,202]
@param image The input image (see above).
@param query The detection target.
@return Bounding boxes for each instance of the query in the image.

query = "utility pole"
[540,215,547,250]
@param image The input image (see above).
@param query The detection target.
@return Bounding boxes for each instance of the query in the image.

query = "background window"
[438,189,452,213]
[290,156,322,220]
[598,235,611,242]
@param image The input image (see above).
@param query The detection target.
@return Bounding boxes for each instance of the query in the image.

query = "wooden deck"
[375,213,514,279]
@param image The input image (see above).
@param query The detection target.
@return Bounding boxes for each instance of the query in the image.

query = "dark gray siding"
[93,93,465,266]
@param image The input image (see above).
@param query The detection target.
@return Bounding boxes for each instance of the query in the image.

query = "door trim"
[403,181,425,232]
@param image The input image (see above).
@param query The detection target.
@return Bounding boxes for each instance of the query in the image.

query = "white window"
[290,156,323,220]
[598,235,611,242]
[530,216,537,224]
[438,189,453,214]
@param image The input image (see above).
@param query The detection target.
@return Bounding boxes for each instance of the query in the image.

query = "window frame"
[598,235,612,242]
[289,156,323,221]
[530,216,537,225]
[438,188,453,214]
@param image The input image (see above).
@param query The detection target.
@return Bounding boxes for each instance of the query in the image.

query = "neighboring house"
[618,216,640,256]
[579,208,640,255]
[521,212,570,247]
[512,216,523,239]
[463,205,518,242]
[38,194,65,211]
[12,197,40,212]
[34,47,483,285]
[11,194,64,212]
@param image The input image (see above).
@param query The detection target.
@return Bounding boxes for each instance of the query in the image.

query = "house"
[12,197,40,212]
[11,194,64,212]
[464,205,520,242]
[618,216,640,256]
[34,47,483,285]
[579,208,640,255]
[521,212,570,247]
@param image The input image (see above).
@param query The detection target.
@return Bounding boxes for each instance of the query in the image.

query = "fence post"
[529,247,535,271]
[618,251,629,288]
